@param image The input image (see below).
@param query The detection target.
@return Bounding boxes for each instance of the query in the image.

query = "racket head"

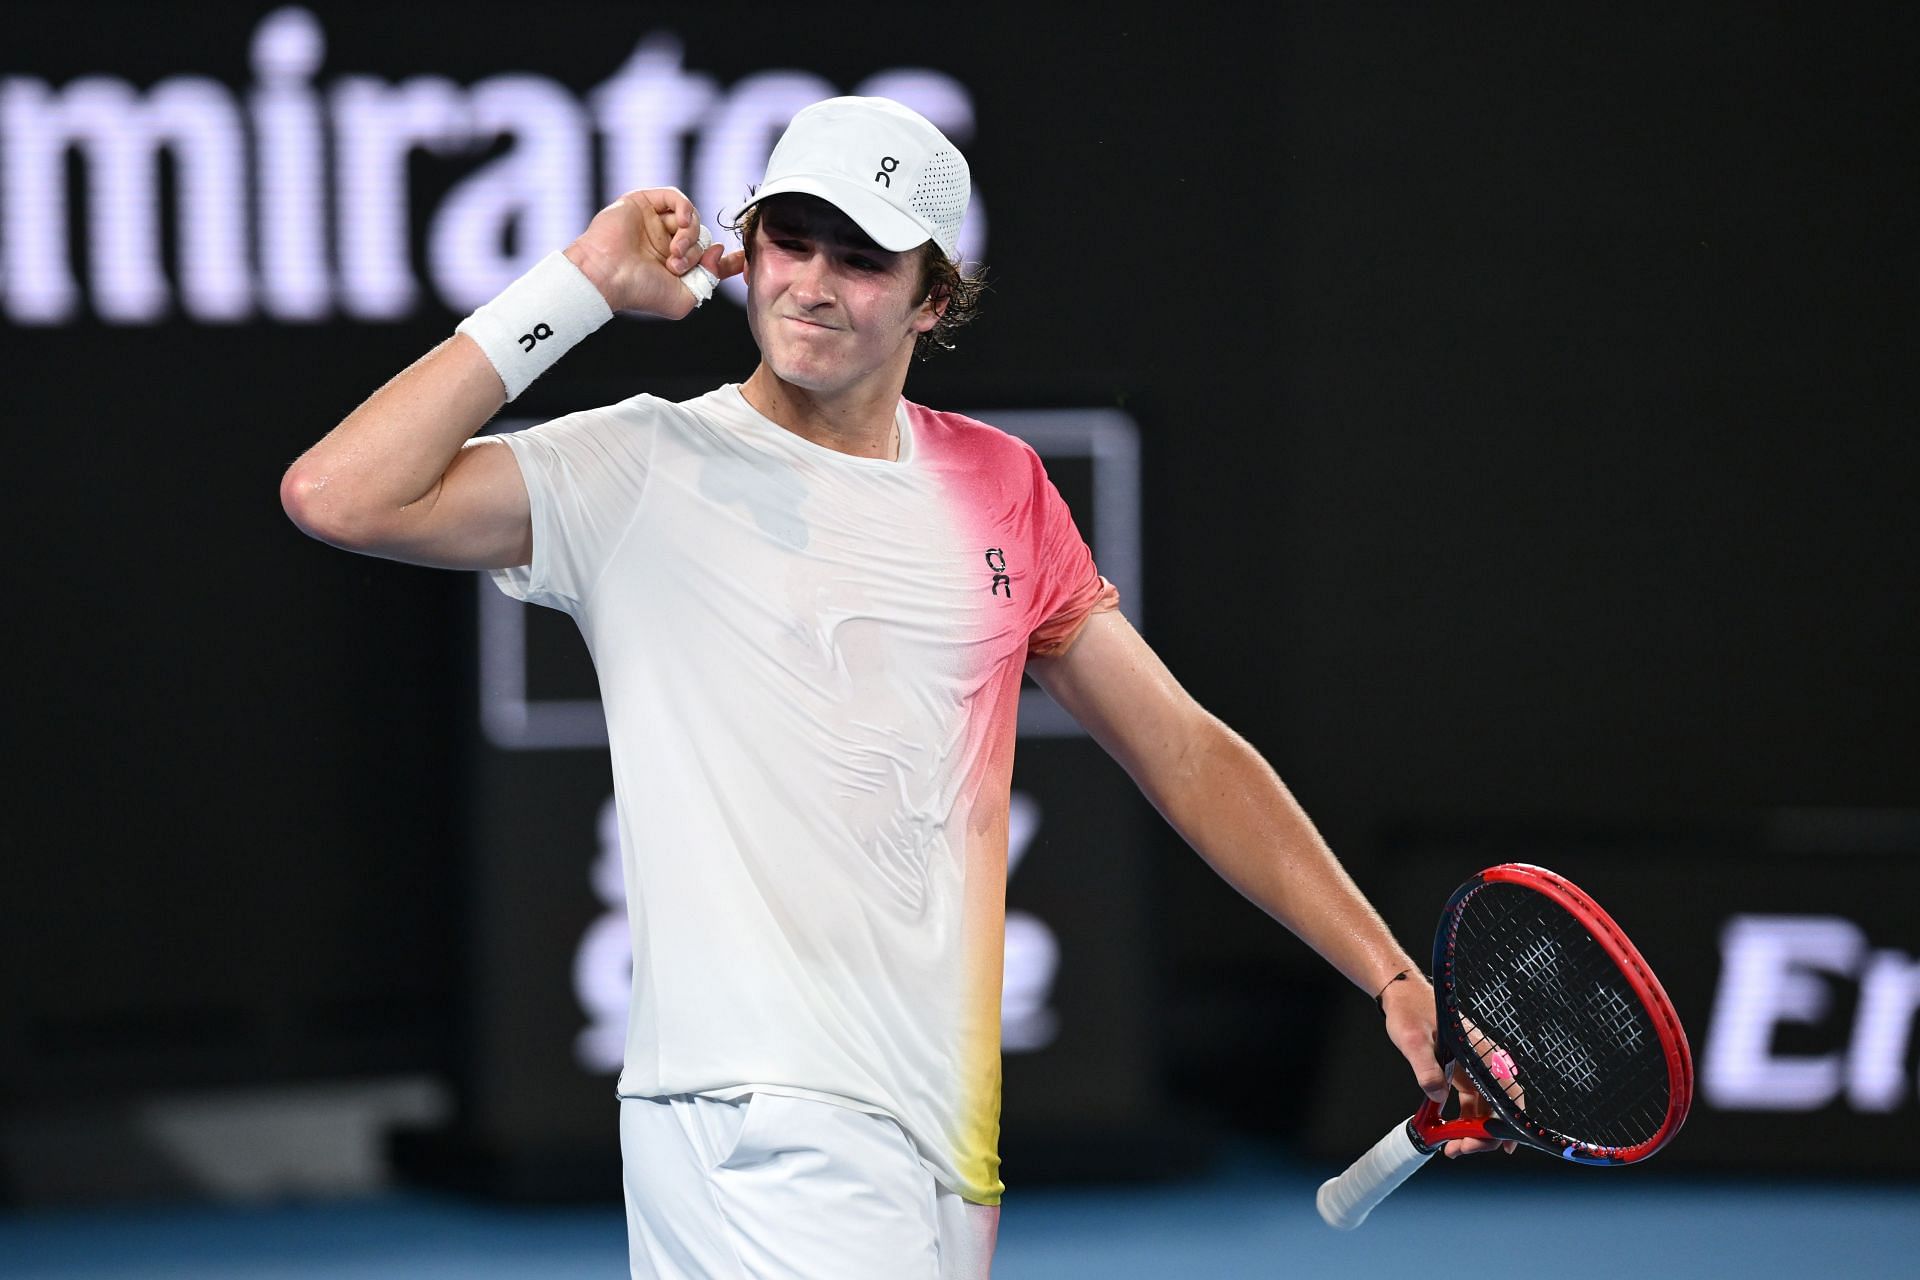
[1429,863,1693,1165]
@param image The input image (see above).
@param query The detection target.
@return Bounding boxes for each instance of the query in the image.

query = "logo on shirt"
[984,548,1012,599]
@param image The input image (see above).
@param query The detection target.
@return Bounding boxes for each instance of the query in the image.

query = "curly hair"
[726,199,987,360]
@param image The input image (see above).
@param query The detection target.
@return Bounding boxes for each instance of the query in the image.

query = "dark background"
[5,3,1916,1193]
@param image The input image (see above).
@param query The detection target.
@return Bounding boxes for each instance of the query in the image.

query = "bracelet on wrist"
[1373,968,1420,1015]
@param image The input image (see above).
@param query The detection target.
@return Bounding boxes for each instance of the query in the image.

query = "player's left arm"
[1028,609,1469,1123]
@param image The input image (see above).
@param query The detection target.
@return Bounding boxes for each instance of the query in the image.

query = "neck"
[739,364,906,461]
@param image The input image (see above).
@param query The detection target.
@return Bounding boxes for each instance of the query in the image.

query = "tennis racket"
[1316,862,1693,1229]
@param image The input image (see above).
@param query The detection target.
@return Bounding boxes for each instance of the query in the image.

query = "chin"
[765,347,852,393]
[766,358,833,392]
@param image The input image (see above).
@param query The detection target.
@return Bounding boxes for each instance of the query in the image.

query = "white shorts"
[619,1093,999,1280]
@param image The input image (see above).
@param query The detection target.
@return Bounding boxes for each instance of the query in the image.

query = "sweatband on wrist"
[455,251,613,401]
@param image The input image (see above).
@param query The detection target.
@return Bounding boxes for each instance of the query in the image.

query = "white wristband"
[456,251,613,401]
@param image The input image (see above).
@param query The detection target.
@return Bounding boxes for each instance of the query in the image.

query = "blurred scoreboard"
[1307,816,1920,1176]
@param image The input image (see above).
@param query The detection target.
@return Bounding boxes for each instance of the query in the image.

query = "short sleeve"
[485,404,654,614]
[1026,459,1121,659]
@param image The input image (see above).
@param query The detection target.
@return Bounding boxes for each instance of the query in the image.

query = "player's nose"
[790,252,836,306]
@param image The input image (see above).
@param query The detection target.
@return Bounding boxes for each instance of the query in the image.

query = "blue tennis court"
[5,1150,1914,1279]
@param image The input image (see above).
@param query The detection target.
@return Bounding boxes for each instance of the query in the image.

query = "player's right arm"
[279,187,741,570]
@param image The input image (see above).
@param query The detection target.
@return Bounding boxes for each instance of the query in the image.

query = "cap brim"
[743,174,933,253]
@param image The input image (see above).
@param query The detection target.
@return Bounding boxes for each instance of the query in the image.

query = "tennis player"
[282,96,1494,1279]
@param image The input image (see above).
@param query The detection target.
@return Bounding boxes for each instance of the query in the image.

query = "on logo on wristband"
[455,251,613,401]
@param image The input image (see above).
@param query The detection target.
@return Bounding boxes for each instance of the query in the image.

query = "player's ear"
[911,281,949,333]
[908,242,950,334]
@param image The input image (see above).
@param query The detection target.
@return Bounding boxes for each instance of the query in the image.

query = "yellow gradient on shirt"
[951,687,1017,1204]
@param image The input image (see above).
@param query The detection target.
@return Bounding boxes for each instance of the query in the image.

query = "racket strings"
[1448,884,1668,1151]
[1470,912,1657,1144]
[1462,899,1664,1148]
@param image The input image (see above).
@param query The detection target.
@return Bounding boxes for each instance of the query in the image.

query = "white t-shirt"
[487,385,1117,1204]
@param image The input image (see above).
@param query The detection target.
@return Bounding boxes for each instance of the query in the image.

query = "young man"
[283,97,1494,1279]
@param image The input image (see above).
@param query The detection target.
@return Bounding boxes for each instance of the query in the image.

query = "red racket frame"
[1415,862,1693,1164]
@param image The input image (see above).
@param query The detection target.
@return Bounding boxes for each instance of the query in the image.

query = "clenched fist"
[562,187,748,318]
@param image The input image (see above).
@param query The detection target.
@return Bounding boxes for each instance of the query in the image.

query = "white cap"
[743,96,970,261]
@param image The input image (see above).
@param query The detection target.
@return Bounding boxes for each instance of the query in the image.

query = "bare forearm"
[280,334,505,548]
[1149,716,1418,995]
[280,190,737,561]
[1032,612,1448,1101]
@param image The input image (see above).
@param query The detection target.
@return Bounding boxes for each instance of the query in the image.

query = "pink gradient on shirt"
[905,400,1120,1198]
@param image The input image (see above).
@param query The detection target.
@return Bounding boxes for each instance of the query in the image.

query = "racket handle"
[1315,1118,1434,1230]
